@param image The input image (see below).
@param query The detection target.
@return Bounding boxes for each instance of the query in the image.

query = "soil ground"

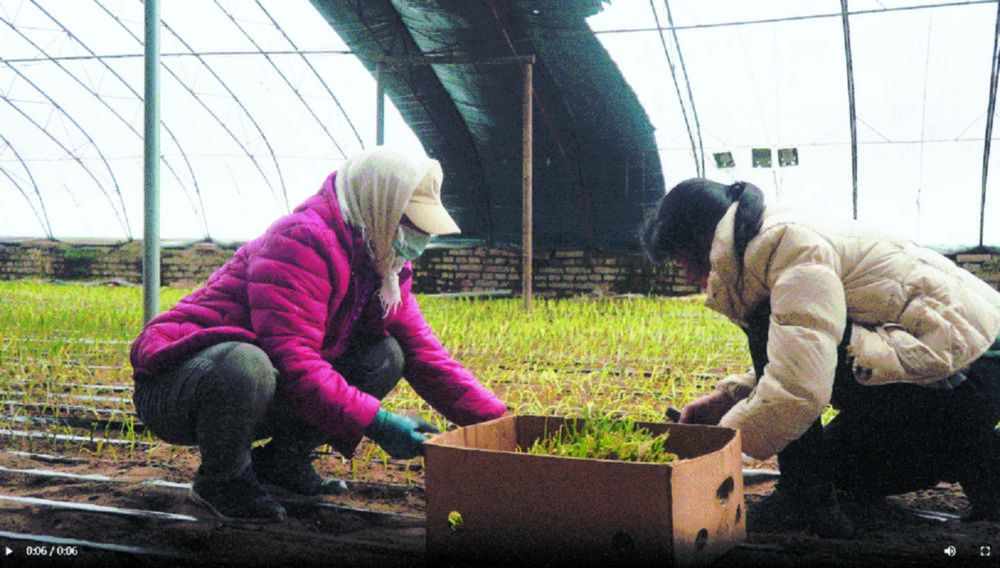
[0,448,996,567]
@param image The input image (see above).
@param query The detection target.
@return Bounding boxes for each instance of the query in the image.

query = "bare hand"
[678,390,737,425]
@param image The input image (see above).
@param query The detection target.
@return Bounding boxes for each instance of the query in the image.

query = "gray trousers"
[133,336,404,481]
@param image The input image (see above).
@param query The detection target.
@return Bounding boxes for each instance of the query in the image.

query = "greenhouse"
[1,1,999,566]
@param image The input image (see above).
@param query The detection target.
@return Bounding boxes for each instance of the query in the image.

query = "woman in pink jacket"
[130,147,507,522]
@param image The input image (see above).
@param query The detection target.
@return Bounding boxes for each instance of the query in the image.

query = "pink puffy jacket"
[130,173,506,454]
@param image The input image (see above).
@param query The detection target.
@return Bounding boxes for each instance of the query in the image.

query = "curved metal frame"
[32,1,211,237]
[0,13,210,239]
[0,132,52,238]
[253,0,365,150]
[2,49,356,64]
[92,0,286,212]
[980,0,1000,247]
[212,0,347,159]
[663,0,704,177]
[2,55,131,238]
[595,1,995,35]
[841,0,859,220]
[159,19,290,211]
[0,94,130,238]
[1,0,996,244]
[649,0,700,178]
[0,166,48,235]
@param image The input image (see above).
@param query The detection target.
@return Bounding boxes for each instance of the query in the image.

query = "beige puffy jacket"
[706,204,1000,459]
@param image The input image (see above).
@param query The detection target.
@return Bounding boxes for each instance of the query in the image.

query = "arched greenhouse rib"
[253,0,365,149]
[0,163,49,239]
[650,0,700,178]
[0,0,997,245]
[840,0,859,220]
[981,0,1000,247]
[1,13,209,239]
[92,0,285,218]
[0,93,130,238]
[591,0,997,34]
[213,0,349,160]
[1,49,357,63]
[661,0,704,178]
[159,19,290,212]
[0,131,51,238]
[2,43,131,237]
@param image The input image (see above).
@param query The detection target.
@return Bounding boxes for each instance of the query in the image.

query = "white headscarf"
[334,146,442,315]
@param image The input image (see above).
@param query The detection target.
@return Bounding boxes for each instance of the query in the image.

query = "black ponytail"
[729,181,765,290]
[640,178,765,286]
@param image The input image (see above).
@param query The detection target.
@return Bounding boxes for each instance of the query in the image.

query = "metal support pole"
[980,0,1000,247]
[142,0,161,324]
[522,62,533,312]
[840,0,859,219]
[375,64,385,146]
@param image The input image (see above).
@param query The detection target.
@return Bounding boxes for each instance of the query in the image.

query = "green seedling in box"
[520,413,678,464]
[447,511,464,532]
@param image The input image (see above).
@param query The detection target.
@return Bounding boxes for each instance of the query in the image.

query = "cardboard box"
[425,415,745,567]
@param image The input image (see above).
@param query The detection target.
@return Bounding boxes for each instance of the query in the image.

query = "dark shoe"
[252,443,348,496]
[190,466,287,522]
[809,501,858,539]
[961,478,1000,522]
[748,486,856,539]
[747,490,807,533]
[961,504,1000,522]
[959,430,1000,523]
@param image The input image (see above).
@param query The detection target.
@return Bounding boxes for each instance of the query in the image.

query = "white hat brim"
[404,200,461,235]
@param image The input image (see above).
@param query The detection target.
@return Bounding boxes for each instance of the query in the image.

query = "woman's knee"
[200,342,277,410]
[355,336,404,399]
[380,335,405,380]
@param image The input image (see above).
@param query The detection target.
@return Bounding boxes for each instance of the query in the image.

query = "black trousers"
[133,335,404,480]
[744,302,1000,503]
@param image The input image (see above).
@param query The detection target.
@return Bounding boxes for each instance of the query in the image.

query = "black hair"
[640,178,765,284]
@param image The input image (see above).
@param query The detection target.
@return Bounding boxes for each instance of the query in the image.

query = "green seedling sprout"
[448,511,464,532]
[520,411,678,464]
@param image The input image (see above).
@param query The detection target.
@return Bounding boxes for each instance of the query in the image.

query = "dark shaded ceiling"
[309,0,664,251]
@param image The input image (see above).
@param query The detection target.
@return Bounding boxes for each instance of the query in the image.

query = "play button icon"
[5,546,11,556]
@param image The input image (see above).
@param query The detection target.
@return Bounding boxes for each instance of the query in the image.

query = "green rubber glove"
[365,409,441,459]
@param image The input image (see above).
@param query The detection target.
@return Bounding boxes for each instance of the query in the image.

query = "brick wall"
[0,239,697,296]
[1,239,998,298]
[411,245,698,296]
[0,240,238,287]
[954,252,1000,291]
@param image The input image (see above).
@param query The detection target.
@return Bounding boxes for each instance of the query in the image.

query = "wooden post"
[522,62,533,312]
[371,54,535,307]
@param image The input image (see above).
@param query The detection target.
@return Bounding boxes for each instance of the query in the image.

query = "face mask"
[392,224,432,260]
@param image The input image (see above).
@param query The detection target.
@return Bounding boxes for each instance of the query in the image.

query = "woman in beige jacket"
[641,178,1000,538]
